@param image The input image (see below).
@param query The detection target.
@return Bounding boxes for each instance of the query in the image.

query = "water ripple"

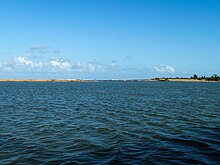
[0,82,220,164]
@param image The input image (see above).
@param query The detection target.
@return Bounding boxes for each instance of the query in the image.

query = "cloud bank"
[0,56,116,74]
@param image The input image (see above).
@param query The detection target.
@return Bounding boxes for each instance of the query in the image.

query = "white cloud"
[0,55,116,75]
[27,45,60,54]
[154,64,175,73]
[72,61,117,73]
[0,61,13,72]
[73,61,105,73]
[13,56,44,67]
[106,62,116,71]
[50,59,72,71]
[29,45,50,54]
[8,56,71,72]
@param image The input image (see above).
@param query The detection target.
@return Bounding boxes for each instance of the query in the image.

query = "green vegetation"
[155,74,220,82]
[190,74,220,81]
[192,74,198,79]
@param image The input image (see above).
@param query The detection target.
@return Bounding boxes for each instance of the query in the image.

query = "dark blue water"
[0,82,220,164]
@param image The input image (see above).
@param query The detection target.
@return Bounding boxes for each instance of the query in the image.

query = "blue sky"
[0,0,219,79]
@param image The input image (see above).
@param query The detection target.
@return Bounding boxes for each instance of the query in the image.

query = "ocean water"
[0,81,220,164]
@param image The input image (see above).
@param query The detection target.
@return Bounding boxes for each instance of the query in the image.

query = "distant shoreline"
[0,79,95,82]
[153,78,220,82]
[0,78,219,82]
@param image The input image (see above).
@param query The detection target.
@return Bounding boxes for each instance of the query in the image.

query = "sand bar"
[0,79,95,82]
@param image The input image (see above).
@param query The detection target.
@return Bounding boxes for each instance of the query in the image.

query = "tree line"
[191,74,220,81]
[156,74,220,81]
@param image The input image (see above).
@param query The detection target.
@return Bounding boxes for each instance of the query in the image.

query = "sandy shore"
[0,78,219,82]
[0,79,94,82]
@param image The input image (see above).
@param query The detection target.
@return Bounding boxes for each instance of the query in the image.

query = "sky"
[0,0,220,79]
